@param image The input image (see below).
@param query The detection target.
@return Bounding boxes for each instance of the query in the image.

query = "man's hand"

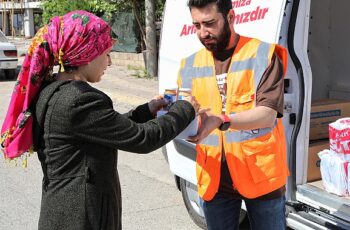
[187,112,222,144]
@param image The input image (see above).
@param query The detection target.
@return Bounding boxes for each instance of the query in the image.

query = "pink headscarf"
[1,10,114,160]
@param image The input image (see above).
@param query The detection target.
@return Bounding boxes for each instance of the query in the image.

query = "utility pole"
[145,0,157,78]
[2,0,8,35]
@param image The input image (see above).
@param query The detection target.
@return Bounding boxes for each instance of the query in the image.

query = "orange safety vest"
[178,37,289,200]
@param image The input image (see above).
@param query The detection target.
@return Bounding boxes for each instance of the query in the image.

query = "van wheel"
[180,178,247,229]
[180,178,207,229]
[4,69,16,80]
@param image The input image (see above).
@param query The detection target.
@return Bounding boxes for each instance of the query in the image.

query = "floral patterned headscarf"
[1,10,114,161]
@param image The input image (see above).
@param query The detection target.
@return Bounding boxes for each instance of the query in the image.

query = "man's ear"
[227,9,235,24]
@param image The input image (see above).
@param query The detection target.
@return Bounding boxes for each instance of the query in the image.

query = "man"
[178,0,290,229]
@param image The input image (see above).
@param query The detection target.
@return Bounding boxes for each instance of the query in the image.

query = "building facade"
[0,0,41,38]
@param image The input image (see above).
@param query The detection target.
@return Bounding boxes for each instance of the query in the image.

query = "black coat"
[33,80,195,230]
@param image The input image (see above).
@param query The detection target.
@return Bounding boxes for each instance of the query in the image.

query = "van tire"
[180,178,207,229]
[180,178,247,229]
[4,69,16,80]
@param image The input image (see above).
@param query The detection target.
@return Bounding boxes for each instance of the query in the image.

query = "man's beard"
[200,19,231,53]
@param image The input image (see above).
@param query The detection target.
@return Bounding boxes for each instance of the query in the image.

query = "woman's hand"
[149,94,204,117]
[148,95,168,116]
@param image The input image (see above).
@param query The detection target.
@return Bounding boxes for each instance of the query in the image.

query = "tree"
[129,0,165,51]
[145,0,157,77]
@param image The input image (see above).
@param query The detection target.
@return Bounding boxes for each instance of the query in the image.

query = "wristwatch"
[218,114,231,131]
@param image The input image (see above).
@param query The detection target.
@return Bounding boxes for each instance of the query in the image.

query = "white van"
[158,0,350,229]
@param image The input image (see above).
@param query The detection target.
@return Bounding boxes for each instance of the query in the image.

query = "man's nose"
[199,26,209,38]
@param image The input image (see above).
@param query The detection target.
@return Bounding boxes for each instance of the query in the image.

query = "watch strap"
[220,114,230,123]
[218,114,231,131]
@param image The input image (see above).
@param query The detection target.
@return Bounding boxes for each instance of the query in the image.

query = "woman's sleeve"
[121,103,154,123]
[70,92,195,153]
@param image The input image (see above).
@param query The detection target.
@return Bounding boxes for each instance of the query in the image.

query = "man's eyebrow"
[193,19,216,24]
[204,19,216,23]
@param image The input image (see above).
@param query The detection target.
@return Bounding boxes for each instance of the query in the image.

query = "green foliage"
[41,0,166,27]
[41,0,89,24]
[34,14,43,28]
[110,0,133,11]
[41,0,117,24]
[156,0,166,20]
[89,0,117,18]
[127,65,152,79]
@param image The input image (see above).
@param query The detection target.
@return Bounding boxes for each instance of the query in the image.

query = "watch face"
[219,122,230,131]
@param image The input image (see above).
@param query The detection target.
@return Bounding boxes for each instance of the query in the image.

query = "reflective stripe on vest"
[229,41,272,107]
[201,134,219,147]
[225,121,277,143]
[179,53,214,89]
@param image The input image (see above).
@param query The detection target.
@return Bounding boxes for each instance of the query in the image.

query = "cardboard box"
[308,140,329,182]
[310,99,350,141]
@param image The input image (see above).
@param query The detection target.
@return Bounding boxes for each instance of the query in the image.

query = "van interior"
[297,0,350,225]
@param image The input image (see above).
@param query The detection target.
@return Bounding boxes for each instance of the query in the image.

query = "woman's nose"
[108,54,112,66]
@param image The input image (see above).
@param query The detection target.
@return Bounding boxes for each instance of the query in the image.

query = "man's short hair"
[188,0,232,15]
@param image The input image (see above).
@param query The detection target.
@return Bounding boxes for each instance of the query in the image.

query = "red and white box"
[329,118,350,160]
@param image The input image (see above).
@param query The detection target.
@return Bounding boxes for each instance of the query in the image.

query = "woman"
[1,11,198,230]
